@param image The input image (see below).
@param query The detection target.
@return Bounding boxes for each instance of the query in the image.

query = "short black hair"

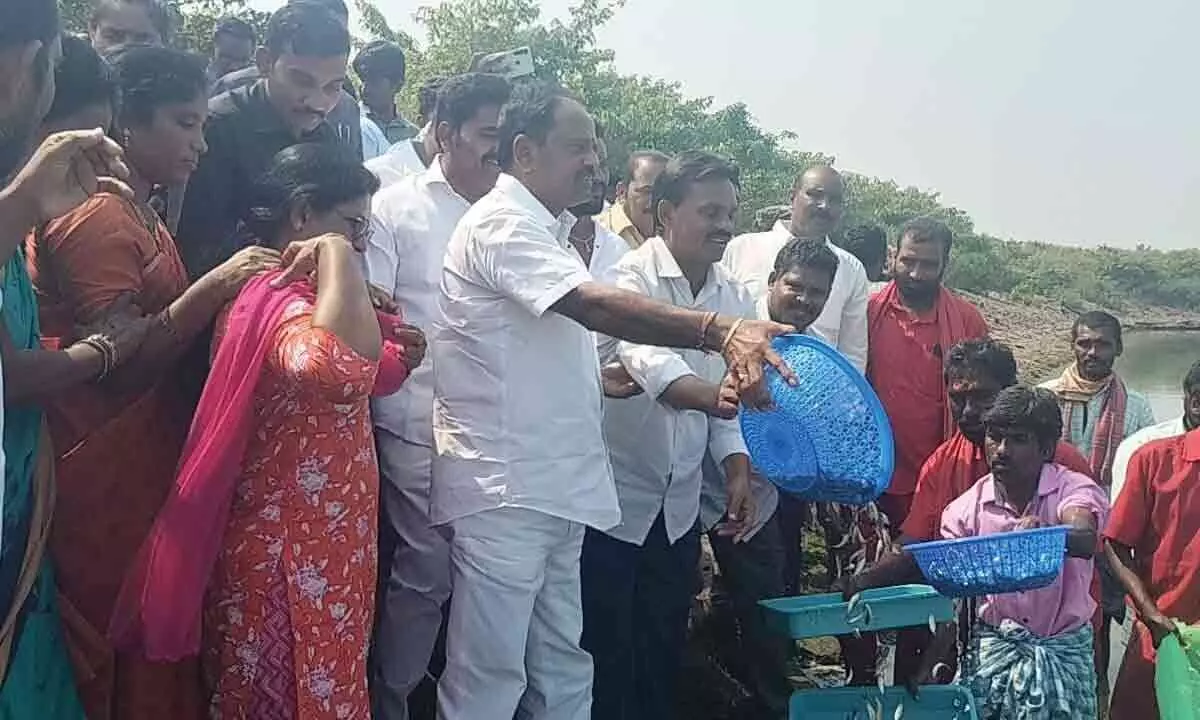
[1072,310,1123,346]
[353,40,407,84]
[842,224,887,268]
[772,237,838,284]
[264,1,350,59]
[650,151,739,226]
[43,35,119,126]
[944,338,1018,387]
[246,142,379,246]
[0,0,58,51]
[418,76,448,124]
[213,16,256,44]
[1184,360,1200,395]
[107,45,207,129]
[496,80,576,171]
[983,385,1063,454]
[91,0,174,43]
[898,216,954,260]
[296,0,349,22]
[626,149,669,181]
[434,73,510,133]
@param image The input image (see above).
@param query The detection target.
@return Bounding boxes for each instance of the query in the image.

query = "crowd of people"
[0,0,1195,719]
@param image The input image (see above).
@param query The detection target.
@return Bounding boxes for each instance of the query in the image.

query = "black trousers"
[708,510,793,717]
[581,512,700,720]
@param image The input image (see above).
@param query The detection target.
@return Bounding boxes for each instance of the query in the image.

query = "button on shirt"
[940,463,1109,637]
[1110,417,1186,501]
[601,237,749,545]
[431,174,619,530]
[366,157,469,447]
[722,221,870,372]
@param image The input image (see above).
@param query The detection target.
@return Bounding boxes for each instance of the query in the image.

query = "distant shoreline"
[957,290,1200,381]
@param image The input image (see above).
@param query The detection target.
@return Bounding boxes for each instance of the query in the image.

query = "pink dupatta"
[108,271,408,660]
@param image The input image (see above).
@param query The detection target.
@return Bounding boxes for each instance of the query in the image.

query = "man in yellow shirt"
[600,149,668,248]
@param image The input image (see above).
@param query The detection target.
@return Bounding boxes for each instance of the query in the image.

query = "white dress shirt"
[366,139,426,190]
[1110,416,1187,501]
[366,157,470,447]
[431,174,620,530]
[579,222,628,364]
[722,220,870,372]
[600,238,750,546]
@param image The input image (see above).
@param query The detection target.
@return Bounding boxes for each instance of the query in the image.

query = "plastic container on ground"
[789,684,979,720]
[905,525,1068,598]
[759,584,954,640]
[739,334,894,505]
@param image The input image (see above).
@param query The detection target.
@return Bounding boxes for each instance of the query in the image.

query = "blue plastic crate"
[739,334,894,505]
[906,526,1068,598]
[760,585,954,640]
[789,685,978,720]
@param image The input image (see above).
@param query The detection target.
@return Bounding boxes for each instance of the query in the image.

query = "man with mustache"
[364,72,511,720]
[580,151,756,720]
[723,164,869,372]
[176,1,354,279]
[1104,360,1200,720]
[566,135,628,280]
[599,149,668,249]
[700,235,840,718]
[868,217,988,530]
[430,83,791,720]
[1040,310,1155,706]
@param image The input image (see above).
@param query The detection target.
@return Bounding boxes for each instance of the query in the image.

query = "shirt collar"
[645,236,728,297]
[607,202,643,241]
[419,155,469,205]
[979,463,1064,507]
[1184,428,1200,463]
[772,220,832,249]
[494,173,575,238]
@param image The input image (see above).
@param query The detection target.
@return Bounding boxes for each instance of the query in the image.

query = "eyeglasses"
[342,214,373,245]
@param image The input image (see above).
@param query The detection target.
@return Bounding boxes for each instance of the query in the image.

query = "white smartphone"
[470,46,535,80]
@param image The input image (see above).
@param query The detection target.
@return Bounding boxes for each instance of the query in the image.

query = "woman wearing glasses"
[111,141,418,718]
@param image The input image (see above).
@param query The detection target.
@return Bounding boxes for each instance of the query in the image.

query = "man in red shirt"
[1104,360,1200,720]
[867,217,989,530]
[902,338,1093,544]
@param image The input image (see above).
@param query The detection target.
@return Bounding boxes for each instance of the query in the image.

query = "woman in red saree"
[112,142,414,719]
[25,46,279,719]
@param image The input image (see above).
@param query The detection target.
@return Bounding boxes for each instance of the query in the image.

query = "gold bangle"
[721,318,744,354]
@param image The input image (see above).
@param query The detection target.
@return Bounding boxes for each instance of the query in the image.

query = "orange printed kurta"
[203,299,379,719]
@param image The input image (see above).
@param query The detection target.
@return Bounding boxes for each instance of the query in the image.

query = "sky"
[283,0,1200,250]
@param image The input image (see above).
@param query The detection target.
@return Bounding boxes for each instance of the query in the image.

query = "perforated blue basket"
[906,525,1069,598]
[739,334,894,505]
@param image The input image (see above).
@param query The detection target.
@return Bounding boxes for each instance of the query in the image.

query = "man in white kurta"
[365,72,512,720]
[722,165,869,373]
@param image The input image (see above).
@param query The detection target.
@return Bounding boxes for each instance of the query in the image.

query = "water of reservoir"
[1117,331,1197,421]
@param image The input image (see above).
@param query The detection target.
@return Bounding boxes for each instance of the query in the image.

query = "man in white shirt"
[365,73,510,720]
[566,136,627,281]
[580,152,754,720]
[431,82,791,720]
[1111,361,1200,500]
[722,164,870,372]
[701,236,841,717]
[366,76,447,189]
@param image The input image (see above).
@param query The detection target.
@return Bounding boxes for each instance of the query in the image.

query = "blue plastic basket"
[789,685,978,720]
[760,585,954,640]
[906,525,1069,598]
[739,334,894,505]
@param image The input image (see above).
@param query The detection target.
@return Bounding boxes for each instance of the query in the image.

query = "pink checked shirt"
[940,463,1109,637]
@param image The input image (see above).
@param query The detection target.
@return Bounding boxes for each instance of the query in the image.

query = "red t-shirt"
[902,431,1093,542]
[867,291,988,497]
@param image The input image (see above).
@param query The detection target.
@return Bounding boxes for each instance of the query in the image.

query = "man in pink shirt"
[941,384,1108,718]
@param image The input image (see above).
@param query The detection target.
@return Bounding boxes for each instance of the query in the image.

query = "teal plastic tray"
[760,584,954,640]
[790,685,978,720]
